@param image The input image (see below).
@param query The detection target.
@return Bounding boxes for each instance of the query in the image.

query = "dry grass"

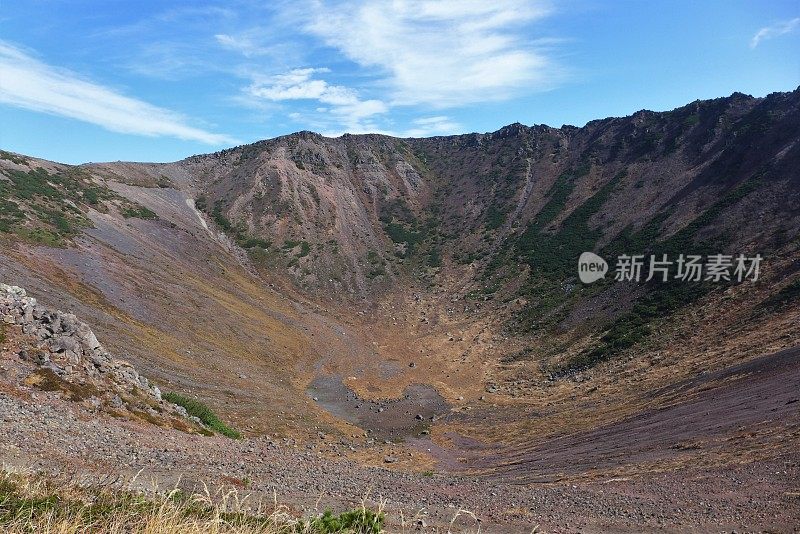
[0,468,385,533]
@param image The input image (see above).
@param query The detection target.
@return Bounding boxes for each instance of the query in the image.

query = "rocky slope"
[0,283,198,431]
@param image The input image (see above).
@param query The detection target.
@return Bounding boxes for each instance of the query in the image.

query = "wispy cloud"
[215,33,272,58]
[246,67,388,131]
[403,116,461,137]
[305,0,563,107]
[750,17,800,48]
[0,41,233,144]
[231,0,562,135]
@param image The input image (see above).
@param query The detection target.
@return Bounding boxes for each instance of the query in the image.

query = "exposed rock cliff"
[0,283,199,431]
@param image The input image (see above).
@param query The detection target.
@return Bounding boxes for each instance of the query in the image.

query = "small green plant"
[303,508,385,534]
[162,392,241,439]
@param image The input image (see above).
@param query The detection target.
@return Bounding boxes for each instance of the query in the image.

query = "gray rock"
[50,336,80,354]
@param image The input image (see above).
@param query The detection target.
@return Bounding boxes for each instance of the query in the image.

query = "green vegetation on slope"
[201,199,272,252]
[0,165,158,246]
[0,150,29,165]
[506,170,622,331]
[121,205,158,219]
[518,169,623,279]
[554,175,765,374]
[528,171,579,232]
[162,392,241,439]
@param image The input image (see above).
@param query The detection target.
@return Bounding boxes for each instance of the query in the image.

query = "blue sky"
[0,0,798,164]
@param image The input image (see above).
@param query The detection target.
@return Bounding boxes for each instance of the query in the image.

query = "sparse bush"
[121,205,158,220]
[239,236,271,249]
[195,195,208,212]
[0,150,29,165]
[302,508,385,534]
[485,205,507,230]
[367,266,386,279]
[162,392,241,439]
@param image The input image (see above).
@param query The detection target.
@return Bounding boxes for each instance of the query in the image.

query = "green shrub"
[426,247,441,268]
[162,392,241,439]
[194,195,208,212]
[238,236,271,249]
[83,188,101,205]
[384,220,423,255]
[367,266,386,279]
[303,508,385,534]
[121,205,157,220]
[208,202,274,252]
[485,205,507,230]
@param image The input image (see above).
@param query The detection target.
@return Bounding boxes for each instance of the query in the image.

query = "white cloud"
[0,41,233,144]
[750,17,800,48]
[215,33,274,58]
[246,67,388,131]
[403,116,461,137]
[305,0,562,107]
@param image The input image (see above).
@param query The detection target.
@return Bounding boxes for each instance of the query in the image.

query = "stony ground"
[1,387,798,533]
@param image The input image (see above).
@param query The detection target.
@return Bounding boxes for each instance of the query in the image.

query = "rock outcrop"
[0,283,196,429]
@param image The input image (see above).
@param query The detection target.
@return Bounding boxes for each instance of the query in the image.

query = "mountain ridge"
[3,89,798,377]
